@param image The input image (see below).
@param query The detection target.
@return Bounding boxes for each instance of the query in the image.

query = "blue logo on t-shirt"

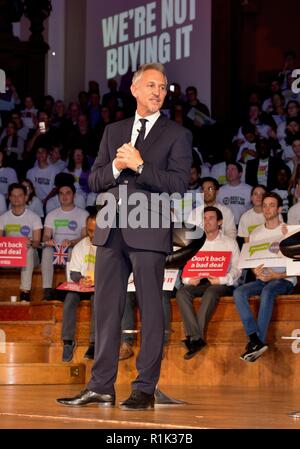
[20,225,30,236]
[68,220,78,231]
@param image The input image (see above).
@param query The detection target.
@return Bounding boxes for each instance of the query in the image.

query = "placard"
[56,282,94,293]
[127,269,179,292]
[0,237,27,267]
[182,251,232,278]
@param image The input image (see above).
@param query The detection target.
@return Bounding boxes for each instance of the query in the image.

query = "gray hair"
[132,63,168,85]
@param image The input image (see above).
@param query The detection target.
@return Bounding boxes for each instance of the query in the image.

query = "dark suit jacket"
[88,114,192,253]
[245,157,288,191]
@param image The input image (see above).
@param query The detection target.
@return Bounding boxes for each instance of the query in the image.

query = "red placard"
[182,251,232,278]
[56,281,94,293]
[0,237,27,267]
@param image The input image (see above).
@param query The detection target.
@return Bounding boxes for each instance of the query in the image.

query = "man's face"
[226,164,241,183]
[131,69,167,116]
[36,148,48,163]
[9,188,26,208]
[202,181,217,204]
[262,197,280,221]
[87,218,96,241]
[292,140,300,159]
[271,80,280,93]
[59,187,74,207]
[257,141,269,159]
[189,167,199,186]
[288,103,299,117]
[204,211,221,234]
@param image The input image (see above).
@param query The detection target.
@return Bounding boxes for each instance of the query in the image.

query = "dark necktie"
[134,118,148,149]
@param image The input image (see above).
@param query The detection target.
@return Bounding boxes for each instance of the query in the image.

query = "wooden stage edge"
[1,384,300,429]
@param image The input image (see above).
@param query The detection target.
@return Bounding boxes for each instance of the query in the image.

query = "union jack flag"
[53,244,69,265]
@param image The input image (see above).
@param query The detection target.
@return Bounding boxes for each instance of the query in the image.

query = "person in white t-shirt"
[176,206,241,359]
[234,192,295,363]
[188,176,237,239]
[238,185,268,242]
[41,183,89,300]
[61,213,97,362]
[26,147,58,203]
[0,148,18,197]
[0,183,42,302]
[217,162,252,225]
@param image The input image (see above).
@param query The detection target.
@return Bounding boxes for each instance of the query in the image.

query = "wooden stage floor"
[1,384,300,429]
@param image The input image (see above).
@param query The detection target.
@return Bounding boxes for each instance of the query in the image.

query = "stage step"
[0,342,50,363]
[0,268,65,302]
[0,363,85,385]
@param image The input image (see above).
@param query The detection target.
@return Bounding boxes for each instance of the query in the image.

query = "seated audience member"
[48,144,66,173]
[245,138,288,191]
[272,166,293,222]
[210,146,244,185]
[217,163,252,226]
[45,173,86,214]
[20,179,44,218]
[236,124,257,163]
[21,96,38,130]
[119,289,173,361]
[234,104,274,144]
[278,50,296,91]
[0,192,7,215]
[176,206,241,359]
[238,185,268,242]
[188,176,237,239]
[0,183,42,302]
[0,120,24,165]
[41,183,89,300]
[290,134,300,185]
[0,148,18,197]
[262,78,282,113]
[0,110,29,143]
[279,117,300,170]
[61,213,97,362]
[26,147,58,204]
[277,100,300,143]
[234,192,295,362]
[63,147,91,207]
[288,178,300,225]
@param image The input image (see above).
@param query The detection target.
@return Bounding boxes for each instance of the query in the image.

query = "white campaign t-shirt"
[217,183,252,225]
[250,223,296,285]
[0,167,18,196]
[67,236,97,281]
[288,202,300,225]
[26,165,58,201]
[238,208,265,238]
[0,208,42,238]
[44,206,89,243]
[0,193,7,215]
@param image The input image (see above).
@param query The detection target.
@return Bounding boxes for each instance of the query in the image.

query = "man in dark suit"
[57,63,192,410]
[245,138,288,191]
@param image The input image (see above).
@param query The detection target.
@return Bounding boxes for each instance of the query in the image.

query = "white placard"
[286,258,300,276]
[127,269,179,292]
[238,225,300,269]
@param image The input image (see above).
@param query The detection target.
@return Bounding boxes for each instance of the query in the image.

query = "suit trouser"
[176,284,233,340]
[87,228,165,395]
[121,290,172,345]
[61,292,95,343]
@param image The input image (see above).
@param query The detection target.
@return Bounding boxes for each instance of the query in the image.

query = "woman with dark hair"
[64,148,91,205]
[0,148,18,197]
[20,178,44,218]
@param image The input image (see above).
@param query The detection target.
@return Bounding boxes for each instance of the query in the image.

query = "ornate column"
[23,0,52,42]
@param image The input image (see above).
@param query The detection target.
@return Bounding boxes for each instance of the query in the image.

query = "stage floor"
[1,384,300,429]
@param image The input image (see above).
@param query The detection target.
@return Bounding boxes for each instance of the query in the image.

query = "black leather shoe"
[184,338,206,360]
[84,344,95,360]
[56,389,115,407]
[120,390,154,410]
[181,337,192,350]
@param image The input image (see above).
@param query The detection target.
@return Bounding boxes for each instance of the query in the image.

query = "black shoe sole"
[56,400,115,407]
[119,403,154,411]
